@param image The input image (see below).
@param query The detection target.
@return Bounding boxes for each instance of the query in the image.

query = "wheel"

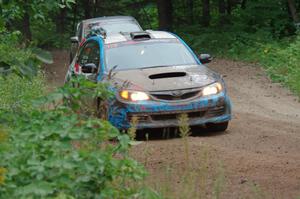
[95,98,109,120]
[69,52,73,64]
[207,121,229,132]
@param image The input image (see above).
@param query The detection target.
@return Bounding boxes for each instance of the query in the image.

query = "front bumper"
[108,91,232,130]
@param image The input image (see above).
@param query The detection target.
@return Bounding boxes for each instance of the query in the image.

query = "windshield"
[105,40,198,70]
[84,21,141,36]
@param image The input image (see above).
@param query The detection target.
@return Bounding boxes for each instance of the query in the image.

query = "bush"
[0,77,159,199]
[0,28,53,78]
[0,29,54,112]
[177,26,300,97]
[0,73,46,113]
[31,19,71,49]
[0,109,149,198]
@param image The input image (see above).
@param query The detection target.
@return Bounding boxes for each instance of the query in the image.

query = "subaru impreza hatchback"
[66,30,232,132]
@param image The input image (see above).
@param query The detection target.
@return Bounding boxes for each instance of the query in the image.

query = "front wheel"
[69,52,74,64]
[95,98,109,120]
[206,121,229,132]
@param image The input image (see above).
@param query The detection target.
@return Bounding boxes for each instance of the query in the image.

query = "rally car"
[70,16,142,62]
[66,30,232,132]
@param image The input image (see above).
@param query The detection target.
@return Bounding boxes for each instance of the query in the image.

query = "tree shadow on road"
[135,126,227,141]
[190,126,229,137]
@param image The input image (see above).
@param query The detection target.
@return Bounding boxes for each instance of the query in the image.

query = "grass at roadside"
[0,73,46,113]
[177,26,300,98]
[0,77,160,198]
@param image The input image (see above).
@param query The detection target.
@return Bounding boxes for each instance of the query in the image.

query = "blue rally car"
[66,30,232,132]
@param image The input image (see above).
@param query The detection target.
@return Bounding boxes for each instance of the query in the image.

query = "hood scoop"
[149,72,187,80]
[130,31,151,40]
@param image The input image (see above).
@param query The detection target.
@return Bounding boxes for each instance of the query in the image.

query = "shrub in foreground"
[0,77,159,199]
[0,73,46,113]
[0,108,152,198]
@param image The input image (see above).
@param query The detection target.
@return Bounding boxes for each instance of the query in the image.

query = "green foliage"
[0,128,7,186]
[31,19,71,49]
[0,77,159,199]
[173,0,300,97]
[231,0,293,37]
[0,0,75,21]
[1,0,75,49]
[0,28,53,77]
[179,26,300,97]
[39,75,114,115]
[0,73,46,113]
[0,109,149,198]
[178,113,190,138]
[128,116,138,140]
[137,2,158,29]
[178,114,191,170]
[256,34,299,93]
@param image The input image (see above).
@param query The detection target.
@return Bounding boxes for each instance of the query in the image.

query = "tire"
[207,121,229,132]
[96,98,109,120]
[69,52,73,64]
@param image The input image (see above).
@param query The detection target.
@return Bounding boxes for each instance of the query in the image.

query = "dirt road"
[46,51,300,199]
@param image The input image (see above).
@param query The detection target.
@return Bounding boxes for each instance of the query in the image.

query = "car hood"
[110,65,220,91]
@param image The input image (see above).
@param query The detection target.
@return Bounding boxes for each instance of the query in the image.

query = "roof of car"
[103,30,177,45]
[82,16,138,24]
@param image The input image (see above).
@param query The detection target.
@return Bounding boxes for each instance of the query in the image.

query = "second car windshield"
[105,40,198,70]
[84,22,141,36]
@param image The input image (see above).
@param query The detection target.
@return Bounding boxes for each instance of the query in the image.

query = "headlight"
[202,82,223,96]
[120,90,150,101]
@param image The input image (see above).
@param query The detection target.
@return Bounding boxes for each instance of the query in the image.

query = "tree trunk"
[241,0,247,9]
[287,0,299,23]
[72,3,78,32]
[83,0,92,19]
[94,0,101,17]
[22,3,32,41]
[187,0,194,24]
[219,0,226,24]
[157,0,173,31]
[202,0,210,27]
[56,8,67,34]
[227,0,232,14]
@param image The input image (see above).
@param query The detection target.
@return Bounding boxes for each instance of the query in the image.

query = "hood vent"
[149,72,187,79]
[130,32,151,40]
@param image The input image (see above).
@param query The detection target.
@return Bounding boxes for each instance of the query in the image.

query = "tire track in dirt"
[46,52,300,199]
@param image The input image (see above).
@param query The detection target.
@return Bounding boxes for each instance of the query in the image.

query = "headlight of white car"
[120,90,150,101]
[202,82,223,96]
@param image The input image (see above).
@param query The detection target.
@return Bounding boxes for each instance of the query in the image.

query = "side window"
[77,23,83,41]
[77,41,100,67]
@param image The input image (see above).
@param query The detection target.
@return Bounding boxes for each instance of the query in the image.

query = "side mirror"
[82,63,97,74]
[70,36,79,43]
[199,54,212,64]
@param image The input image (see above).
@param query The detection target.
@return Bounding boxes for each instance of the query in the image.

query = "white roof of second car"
[147,30,177,39]
[104,34,128,44]
[104,30,177,44]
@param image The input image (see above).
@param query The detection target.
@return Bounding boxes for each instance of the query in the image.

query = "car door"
[76,40,100,81]
[75,40,101,113]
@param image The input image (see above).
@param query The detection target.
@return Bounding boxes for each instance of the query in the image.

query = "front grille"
[206,106,226,117]
[150,89,201,101]
[127,106,226,123]
[127,115,149,122]
[151,110,205,121]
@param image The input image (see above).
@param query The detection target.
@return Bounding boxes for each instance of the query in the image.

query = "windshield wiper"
[107,65,118,79]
